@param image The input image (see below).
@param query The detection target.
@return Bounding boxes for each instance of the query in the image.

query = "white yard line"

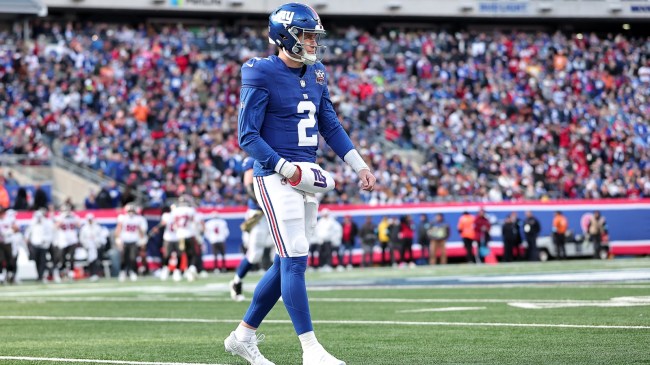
[0,356,227,365]
[0,315,648,330]
[397,307,487,313]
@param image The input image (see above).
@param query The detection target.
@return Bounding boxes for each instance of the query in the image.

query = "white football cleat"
[159,267,169,281]
[224,331,275,365]
[303,344,346,365]
[129,272,138,282]
[172,269,182,282]
[53,272,62,283]
[118,271,126,282]
[230,280,245,301]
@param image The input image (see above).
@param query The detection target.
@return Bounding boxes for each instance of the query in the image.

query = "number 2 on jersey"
[297,101,317,146]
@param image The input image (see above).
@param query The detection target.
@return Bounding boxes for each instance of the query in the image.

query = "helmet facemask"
[284,27,326,65]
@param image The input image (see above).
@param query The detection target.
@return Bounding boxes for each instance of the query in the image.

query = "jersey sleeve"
[238,63,283,171]
[317,67,355,159]
[243,156,256,171]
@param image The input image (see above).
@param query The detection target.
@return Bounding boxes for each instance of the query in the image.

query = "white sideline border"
[0,356,227,365]
[0,315,648,330]
[1,295,649,305]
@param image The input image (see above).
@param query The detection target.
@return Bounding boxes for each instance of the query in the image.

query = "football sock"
[299,331,320,352]
[281,256,313,335]
[234,324,256,342]
[242,255,282,328]
[235,257,252,283]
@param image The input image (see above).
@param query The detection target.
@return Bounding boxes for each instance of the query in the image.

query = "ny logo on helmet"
[273,10,295,26]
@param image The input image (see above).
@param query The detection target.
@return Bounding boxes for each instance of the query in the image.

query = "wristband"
[343,149,369,173]
[274,158,298,179]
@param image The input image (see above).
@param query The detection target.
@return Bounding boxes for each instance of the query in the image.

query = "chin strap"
[282,48,316,66]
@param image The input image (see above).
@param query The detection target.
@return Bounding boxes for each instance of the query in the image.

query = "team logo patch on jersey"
[315,70,325,85]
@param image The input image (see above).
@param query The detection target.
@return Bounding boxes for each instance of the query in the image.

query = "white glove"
[289,162,335,195]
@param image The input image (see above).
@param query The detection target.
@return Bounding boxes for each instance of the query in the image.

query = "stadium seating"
[1,21,648,207]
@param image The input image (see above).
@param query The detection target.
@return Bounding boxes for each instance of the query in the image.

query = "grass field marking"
[508,295,650,309]
[1,315,649,330]
[3,296,648,304]
[307,283,650,290]
[0,356,229,365]
[396,307,487,313]
[2,296,650,305]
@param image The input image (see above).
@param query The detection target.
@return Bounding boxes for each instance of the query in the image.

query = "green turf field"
[1,259,649,365]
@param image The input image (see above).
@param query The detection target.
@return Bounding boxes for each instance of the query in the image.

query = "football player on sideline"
[55,206,81,280]
[0,208,20,284]
[25,209,55,283]
[224,4,376,365]
[170,195,203,282]
[115,203,148,282]
[204,211,230,274]
[79,214,106,281]
[229,156,274,301]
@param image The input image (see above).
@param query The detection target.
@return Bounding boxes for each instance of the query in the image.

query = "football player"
[25,209,55,283]
[115,203,148,281]
[0,207,20,284]
[170,195,202,281]
[204,211,230,274]
[55,206,81,280]
[223,3,376,365]
[79,214,105,281]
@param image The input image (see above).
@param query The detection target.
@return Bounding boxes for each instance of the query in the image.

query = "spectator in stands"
[13,187,29,210]
[148,181,166,208]
[3,172,18,187]
[95,185,113,209]
[108,182,122,209]
[0,183,9,210]
[2,21,649,207]
[552,211,568,260]
[84,190,98,210]
[33,184,49,210]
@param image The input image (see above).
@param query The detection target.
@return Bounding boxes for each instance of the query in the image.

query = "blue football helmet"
[268,3,326,65]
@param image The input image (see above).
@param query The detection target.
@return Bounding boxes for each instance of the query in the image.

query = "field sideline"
[1,259,649,365]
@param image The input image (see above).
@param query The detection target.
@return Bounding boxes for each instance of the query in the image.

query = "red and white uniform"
[55,213,80,248]
[117,213,148,245]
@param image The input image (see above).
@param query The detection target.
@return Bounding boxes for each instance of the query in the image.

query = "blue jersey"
[243,157,262,210]
[238,55,354,177]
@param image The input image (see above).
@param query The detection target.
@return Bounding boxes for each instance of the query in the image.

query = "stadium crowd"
[1,20,649,208]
